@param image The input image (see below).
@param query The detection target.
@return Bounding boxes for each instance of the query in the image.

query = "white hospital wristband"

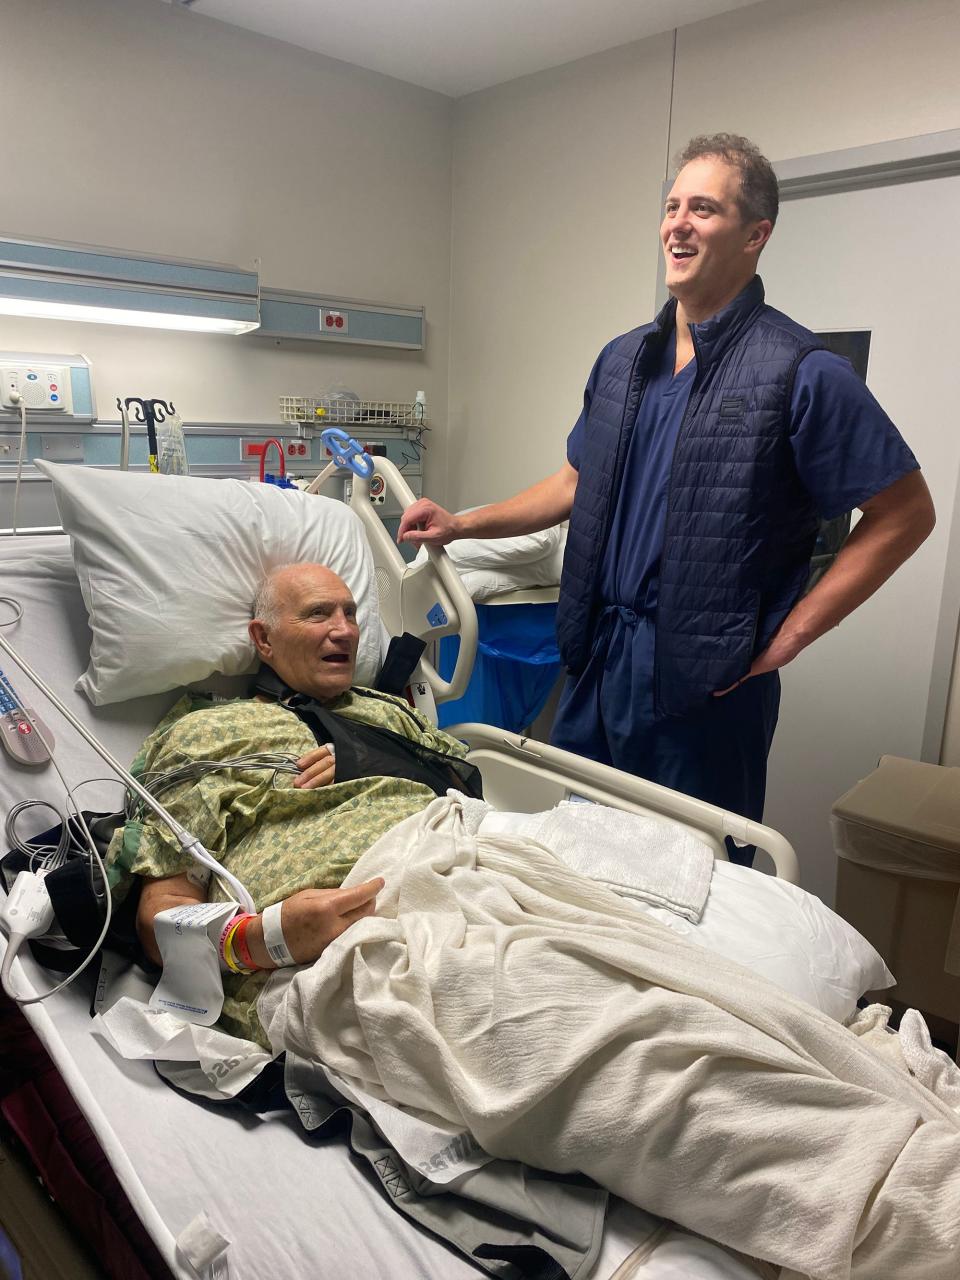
[261,901,295,967]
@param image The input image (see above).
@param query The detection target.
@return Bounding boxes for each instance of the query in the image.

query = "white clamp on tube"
[261,901,295,967]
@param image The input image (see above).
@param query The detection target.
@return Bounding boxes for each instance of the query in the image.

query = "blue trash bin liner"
[437,602,561,734]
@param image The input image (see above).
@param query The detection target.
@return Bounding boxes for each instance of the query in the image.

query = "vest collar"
[688,275,766,369]
[643,275,766,373]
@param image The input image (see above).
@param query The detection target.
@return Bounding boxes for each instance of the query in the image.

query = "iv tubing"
[0,623,254,914]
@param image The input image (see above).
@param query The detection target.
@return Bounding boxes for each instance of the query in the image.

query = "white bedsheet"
[7,943,765,1280]
[414,525,566,601]
[481,810,891,1021]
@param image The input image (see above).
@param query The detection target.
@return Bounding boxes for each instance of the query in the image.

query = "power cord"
[10,393,27,535]
[0,711,111,1006]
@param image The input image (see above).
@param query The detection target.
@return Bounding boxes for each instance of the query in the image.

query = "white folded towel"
[478,799,714,923]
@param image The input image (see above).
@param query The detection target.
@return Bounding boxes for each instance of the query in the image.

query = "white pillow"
[416,517,563,571]
[36,461,380,705]
[457,562,563,602]
[481,810,893,1022]
[644,861,895,1023]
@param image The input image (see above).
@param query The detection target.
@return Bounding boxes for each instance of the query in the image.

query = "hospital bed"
[0,459,892,1280]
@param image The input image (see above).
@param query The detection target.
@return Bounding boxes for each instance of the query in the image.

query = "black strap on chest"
[256,668,483,800]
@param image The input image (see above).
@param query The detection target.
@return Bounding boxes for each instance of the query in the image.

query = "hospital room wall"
[0,0,455,488]
[447,0,960,510]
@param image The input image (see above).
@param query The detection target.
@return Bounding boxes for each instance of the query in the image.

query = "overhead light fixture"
[0,236,260,335]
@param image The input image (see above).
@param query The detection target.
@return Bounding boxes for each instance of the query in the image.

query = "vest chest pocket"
[720,395,746,417]
[703,394,747,438]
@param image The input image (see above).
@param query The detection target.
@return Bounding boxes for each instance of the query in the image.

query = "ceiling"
[164,0,763,98]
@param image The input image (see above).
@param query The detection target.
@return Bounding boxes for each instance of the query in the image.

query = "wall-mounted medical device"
[258,287,424,349]
[0,236,260,335]
[0,352,96,424]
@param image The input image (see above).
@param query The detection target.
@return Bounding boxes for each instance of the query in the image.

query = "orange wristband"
[231,913,258,972]
[220,913,257,974]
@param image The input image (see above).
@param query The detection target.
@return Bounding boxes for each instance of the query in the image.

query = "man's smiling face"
[661,155,771,317]
[250,564,359,701]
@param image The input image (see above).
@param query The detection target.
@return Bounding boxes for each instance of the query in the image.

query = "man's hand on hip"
[713,628,806,696]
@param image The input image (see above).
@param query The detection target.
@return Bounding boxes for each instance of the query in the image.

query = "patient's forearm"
[244,881,384,969]
[136,872,207,966]
[137,876,384,971]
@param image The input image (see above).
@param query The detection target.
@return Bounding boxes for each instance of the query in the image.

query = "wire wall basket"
[279,397,426,427]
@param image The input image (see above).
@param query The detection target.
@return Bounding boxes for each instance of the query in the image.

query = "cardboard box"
[832,755,960,1027]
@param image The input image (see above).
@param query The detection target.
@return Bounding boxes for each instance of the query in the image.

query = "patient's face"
[254,565,360,701]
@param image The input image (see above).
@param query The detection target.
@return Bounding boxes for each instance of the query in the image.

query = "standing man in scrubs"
[398,133,934,863]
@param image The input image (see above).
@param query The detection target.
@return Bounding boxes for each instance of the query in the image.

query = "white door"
[758,174,960,905]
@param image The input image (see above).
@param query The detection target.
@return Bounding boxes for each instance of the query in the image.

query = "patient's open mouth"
[323,653,350,663]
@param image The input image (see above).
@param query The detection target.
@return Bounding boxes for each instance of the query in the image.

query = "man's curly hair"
[674,133,779,226]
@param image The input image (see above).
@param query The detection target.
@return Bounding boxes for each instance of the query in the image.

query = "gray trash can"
[832,754,960,1047]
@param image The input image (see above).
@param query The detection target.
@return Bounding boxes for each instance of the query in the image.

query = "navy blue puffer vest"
[556,276,823,719]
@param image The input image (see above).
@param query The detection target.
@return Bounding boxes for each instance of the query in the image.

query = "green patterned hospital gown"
[107,689,467,1045]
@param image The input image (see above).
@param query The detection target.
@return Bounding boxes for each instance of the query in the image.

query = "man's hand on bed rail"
[293,745,336,789]
[397,499,463,548]
[398,464,578,548]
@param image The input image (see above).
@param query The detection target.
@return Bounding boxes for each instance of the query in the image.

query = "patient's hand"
[247,879,385,968]
[293,745,336,789]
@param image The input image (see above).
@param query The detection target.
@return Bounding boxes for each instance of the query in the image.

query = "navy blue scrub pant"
[550,608,781,867]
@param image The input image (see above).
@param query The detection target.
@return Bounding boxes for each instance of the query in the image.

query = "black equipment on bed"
[375,631,427,697]
[1,813,151,974]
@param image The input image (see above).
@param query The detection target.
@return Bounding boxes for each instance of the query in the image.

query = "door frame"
[654,128,960,762]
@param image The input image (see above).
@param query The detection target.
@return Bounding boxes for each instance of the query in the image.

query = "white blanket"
[263,795,960,1280]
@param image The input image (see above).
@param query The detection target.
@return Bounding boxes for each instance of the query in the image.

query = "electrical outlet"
[0,436,23,460]
[320,309,348,335]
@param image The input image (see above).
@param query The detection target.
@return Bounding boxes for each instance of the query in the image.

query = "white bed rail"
[349,456,477,704]
[451,723,800,882]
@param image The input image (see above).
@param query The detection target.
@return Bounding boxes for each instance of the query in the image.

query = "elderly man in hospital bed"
[113,561,960,1280]
[111,560,475,1044]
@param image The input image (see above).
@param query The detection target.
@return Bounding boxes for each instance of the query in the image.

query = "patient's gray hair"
[251,564,298,629]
